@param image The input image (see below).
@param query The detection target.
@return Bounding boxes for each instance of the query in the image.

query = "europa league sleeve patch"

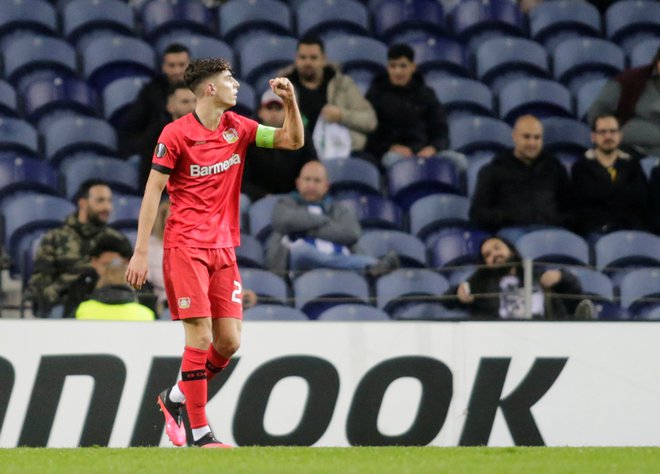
[154,143,168,158]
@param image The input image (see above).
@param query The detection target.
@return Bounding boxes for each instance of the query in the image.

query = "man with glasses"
[571,114,650,240]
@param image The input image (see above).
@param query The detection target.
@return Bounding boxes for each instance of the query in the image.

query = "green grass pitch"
[1,447,660,474]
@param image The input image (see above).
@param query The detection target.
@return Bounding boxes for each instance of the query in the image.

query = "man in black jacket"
[469,115,573,242]
[365,43,448,169]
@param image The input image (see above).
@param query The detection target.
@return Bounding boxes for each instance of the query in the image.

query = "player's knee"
[217,337,240,357]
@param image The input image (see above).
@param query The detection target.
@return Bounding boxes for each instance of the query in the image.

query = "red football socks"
[206,343,231,381]
[178,346,208,429]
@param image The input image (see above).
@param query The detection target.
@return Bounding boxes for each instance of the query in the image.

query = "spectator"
[649,165,660,234]
[118,43,191,159]
[282,35,377,159]
[75,236,155,321]
[242,90,318,201]
[266,161,399,275]
[27,180,132,317]
[571,114,649,240]
[469,115,573,242]
[587,47,660,157]
[445,236,589,319]
[365,43,448,169]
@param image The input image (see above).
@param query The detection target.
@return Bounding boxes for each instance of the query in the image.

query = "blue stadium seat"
[317,304,390,321]
[336,194,403,230]
[325,35,388,83]
[428,77,494,120]
[238,34,297,90]
[240,268,289,305]
[82,35,156,91]
[324,158,381,196]
[108,193,142,230]
[371,0,446,41]
[635,305,660,321]
[248,194,282,241]
[541,117,592,156]
[154,34,235,66]
[0,154,59,200]
[44,116,117,165]
[0,118,40,158]
[236,233,265,268]
[553,38,625,94]
[466,155,492,198]
[576,78,607,121]
[140,0,215,42]
[529,0,601,53]
[62,0,135,49]
[235,81,257,117]
[219,0,292,51]
[407,36,469,79]
[376,268,448,318]
[629,37,660,68]
[0,80,18,118]
[59,155,139,199]
[102,76,151,126]
[640,156,659,180]
[498,78,573,125]
[595,231,660,271]
[294,269,370,319]
[387,157,462,210]
[296,0,370,40]
[0,0,57,47]
[244,304,308,321]
[620,268,660,318]
[3,36,78,92]
[516,228,590,265]
[449,0,525,52]
[568,267,614,301]
[408,193,470,241]
[606,0,660,54]
[448,116,512,155]
[428,228,489,268]
[358,230,427,268]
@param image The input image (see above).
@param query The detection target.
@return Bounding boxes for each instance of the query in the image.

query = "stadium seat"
[629,37,660,68]
[553,38,625,94]
[293,269,370,319]
[595,231,660,271]
[248,194,282,242]
[475,37,550,94]
[240,268,289,305]
[541,117,592,156]
[336,194,403,230]
[102,76,151,126]
[238,34,297,90]
[428,228,489,269]
[449,0,525,52]
[466,155,493,198]
[235,81,257,117]
[428,77,494,120]
[371,0,446,41]
[568,267,614,301]
[0,118,40,158]
[576,78,607,121]
[0,80,18,118]
[317,304,390,321]
[44,116,117,165]
[0,0,58,47]
[498,78,573,125]
[529,0,601,53]
[325,35,388,84]
[606,0,660,54]
[59,155,139,199]
[140,0,215,43]
[387,157,462,210]
[324,158,381,196]
[296,0,370,40]
[62,0,135,49]
[376,268,449,318]
[108,194,142,230]
[82,35,156,91]
[448,116,512,155]
[236,233,265,268]
[219,0,292,51]
[244,304,308,321]
[640,156,659,180]
[19,232,45,312]
[635,305,660,321]
[516,228,590,265]
[0,154,59,201]
[3,36,79,92]
[408,193,471,241]
[619,268,660,318]
[358,230,427,268]
[154,34,235,66]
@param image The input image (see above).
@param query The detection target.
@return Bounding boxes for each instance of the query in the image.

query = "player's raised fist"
[269,77,295,101]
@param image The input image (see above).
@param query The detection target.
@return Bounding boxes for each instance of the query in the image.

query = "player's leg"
[207,317,242,380]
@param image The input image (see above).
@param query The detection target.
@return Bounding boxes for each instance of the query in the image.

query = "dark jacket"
[571,149,649,235]
[365,72,448,158]
[469,150,573,232]
[649,166,660,234]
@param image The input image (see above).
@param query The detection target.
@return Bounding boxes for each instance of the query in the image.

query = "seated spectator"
[571,114,649,240]
[283,35,377,159]
[587,47,660,157]
[469,115,573,242]
[366,43,448,169]
[242,90,318,201]
[266,161,399,275]
[27,180,132,318]
[445,237,590,319]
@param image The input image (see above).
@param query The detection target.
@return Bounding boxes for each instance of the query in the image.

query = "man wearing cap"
[242,89,318,201]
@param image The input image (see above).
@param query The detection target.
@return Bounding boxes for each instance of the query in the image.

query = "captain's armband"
[255,124,276,148]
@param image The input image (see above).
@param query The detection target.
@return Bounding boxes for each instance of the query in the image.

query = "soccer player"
[125,58,304,448]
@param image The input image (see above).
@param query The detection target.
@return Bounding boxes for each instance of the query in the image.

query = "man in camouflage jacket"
[26,179,130,317]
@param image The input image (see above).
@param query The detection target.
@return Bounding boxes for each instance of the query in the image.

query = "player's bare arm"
[125,169,169,289]
[270,77,304,150]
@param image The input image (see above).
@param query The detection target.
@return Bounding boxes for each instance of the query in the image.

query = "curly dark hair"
[184,58,232,93]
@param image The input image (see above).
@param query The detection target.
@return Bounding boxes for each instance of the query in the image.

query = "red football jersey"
[152,111,258,249]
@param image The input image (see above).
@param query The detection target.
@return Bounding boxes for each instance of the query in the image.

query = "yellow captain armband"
[255,124,276,148]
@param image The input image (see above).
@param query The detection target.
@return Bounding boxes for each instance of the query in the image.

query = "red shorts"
[163,247,243,320]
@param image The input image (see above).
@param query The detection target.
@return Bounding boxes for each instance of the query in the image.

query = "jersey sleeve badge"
[154,143,168,158]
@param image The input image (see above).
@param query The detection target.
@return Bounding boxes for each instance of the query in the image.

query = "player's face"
[481,238,513,266]
[387,56,416,87]
[162,52,190,83]
[296,163,329,202]
[211,70,239,108]
[295,44,325,83]
[82,185,113,225]
[167,88,196,120]
[592,116,621,154]
[258,103,285,127]
[513,118,543,161]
